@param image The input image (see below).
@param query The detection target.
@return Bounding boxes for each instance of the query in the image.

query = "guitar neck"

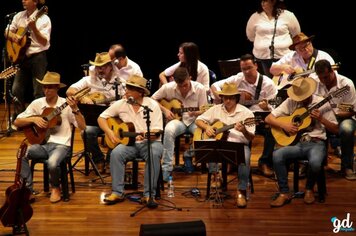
[215,123,235,134]
[172,107,199,113]
[45,102,68,121]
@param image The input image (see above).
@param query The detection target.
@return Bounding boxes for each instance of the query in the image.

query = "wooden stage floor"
[0,104,356,235]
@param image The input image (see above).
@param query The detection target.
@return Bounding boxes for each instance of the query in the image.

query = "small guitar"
[193,117,261,142]
[0,140,32,228]
[160,98,213,120]
[272,63,340,90]
[105,117,162,149]
[271,86,350,146]
[87,92,115,105]
[22,87,90,144]
[6,6,48,64]
[0,66,19,80]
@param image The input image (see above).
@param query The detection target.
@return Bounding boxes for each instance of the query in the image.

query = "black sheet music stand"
[193,140,245,199]
[72,104,109,184]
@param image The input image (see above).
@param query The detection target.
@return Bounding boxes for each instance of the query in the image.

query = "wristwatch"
[72,108,81,115]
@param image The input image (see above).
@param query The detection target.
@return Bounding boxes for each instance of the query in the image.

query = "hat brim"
[289,35,315,50]
[36,78,66,88]
[126,82,150,95]
[89,60,112,67]
[216,91,240,96]
[287,78,316,101]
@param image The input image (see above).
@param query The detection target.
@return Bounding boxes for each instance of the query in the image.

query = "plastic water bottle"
[167,176,175,197]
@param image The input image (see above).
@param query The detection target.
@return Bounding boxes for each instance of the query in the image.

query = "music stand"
[193,140,245,199]
[72,104,109,184]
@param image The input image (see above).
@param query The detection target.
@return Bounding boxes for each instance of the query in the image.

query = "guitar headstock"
[0,66,19,80]
[33,6,48,21]
[242,117,263,126]
[17,139,28,160]
[200,104,214,112]
[331,62,341,70]
[338,103,354,112]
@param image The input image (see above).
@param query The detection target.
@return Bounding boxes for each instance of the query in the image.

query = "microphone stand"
[1,15,15,137]
[130,100,181,217]
[112,78,121,101]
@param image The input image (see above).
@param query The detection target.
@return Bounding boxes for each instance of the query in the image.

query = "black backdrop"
[1,0,354,101]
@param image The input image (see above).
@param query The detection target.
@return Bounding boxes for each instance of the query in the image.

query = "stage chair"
[217,58,241,78]
[30,125,76,202]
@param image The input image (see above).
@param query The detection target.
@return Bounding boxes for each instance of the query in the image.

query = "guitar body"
[0,183,33,227]
[6,27,30,64]
[203,121,226,140]
[0,140,32,227]
[88,92,115,105]
[160,98,183,120]
[106,118,136,149]
[271,107,312,146]
[22,108,61,145]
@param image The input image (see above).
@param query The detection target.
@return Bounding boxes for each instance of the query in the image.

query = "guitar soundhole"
[292,116,302,127]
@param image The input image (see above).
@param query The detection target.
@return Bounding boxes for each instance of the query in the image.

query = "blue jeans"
[273,140,326,193]
[208,145,251,190]
[162,120,196,172]
[83,126,104,163]
[110,141,163,197]
[340,119,356,170]
[21,142,70,190]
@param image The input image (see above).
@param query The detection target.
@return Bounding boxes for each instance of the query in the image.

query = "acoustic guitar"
[271,86,350,146]
[105,117,162,149]
[87,92,115,105]
[0,140,32,229]
[6,6,48,64]
[159,98,213,120]
[272,63,340,90]
[193,117,261,142]
[0,66,19,80]
[22,87,90,144]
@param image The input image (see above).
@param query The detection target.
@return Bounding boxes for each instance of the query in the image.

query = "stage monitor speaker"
[139,220,206,236]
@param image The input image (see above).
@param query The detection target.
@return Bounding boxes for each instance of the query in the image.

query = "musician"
[4,0,51,120]
[66,52,119,170]
[196,82,255,208]
[270,32,335,86]
[97,75,163,205]
[211,53,277,177]
[314,60,356,180]
[151,67,208,181]
[13,72,86,203]
[158,42,210,91]
[265,77,338,207]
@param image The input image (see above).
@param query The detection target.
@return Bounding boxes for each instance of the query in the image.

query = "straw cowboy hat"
[287,77,316,101]
[289,32,315,50]
[89,52,112,67]
[126,75,150,95]
[36,71,66,88]
[216,83,240,96]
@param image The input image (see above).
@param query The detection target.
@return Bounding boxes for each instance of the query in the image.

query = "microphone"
[127,96,137,105]
[5,12,17,19]
[114,59,119,65]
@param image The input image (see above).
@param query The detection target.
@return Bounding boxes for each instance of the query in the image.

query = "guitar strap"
[307,49,318,70]
[254,74,263,100]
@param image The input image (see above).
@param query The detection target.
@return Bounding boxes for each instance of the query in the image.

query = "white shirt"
[17,97,77,146]
[246,10,301,60]
[164,61,210,91]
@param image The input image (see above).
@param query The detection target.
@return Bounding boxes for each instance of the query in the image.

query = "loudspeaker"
[139,220,206,236]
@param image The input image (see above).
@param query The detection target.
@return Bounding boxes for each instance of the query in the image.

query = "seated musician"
[265,77,338,207]
[97,75,163,205]
[151,67,208,181]
[314,60,356,180]
[196,82,255,208]
[14,72,86,203]
[66,52,120,171]
[211,53,278,177]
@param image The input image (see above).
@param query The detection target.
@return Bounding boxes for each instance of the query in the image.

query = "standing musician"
[13,72,86,203]
[196,82,255,208]
[314,60,356,180]
[151,67,208,181]
[265,77,338,207]
[211,54,278,177]
[97,75,163,205]
[66,52,119,170]
[4,0,51,120]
